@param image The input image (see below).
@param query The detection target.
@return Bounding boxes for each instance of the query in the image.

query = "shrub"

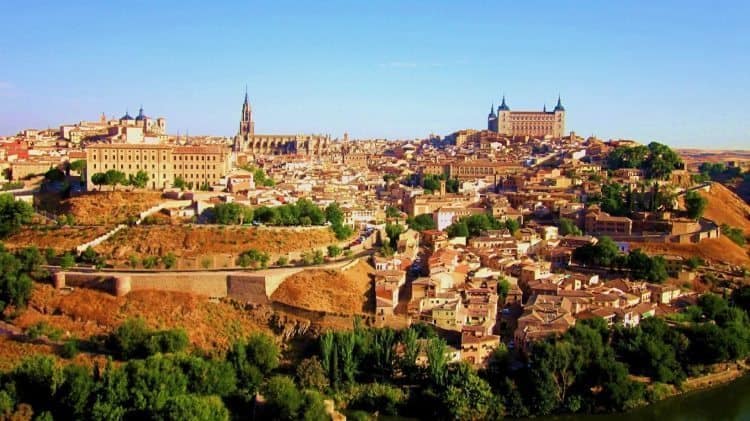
[142,256,159,269]
[60,340,80,359]
[60,252,75,270]
[201,258,212,269]
[276,256,288,266]
[162,252,177,269]
[327,245,342,258]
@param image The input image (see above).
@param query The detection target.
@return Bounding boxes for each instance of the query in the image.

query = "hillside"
[630,237,748,267]
[700,182,750,232]
[7,284,272,358]
[95,225,339,262]
[36,191,164,226]
[271,260,374,315]
[3,226,110,252]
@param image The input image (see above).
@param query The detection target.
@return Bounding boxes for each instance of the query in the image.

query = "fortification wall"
[227,275,270,304]
[128,273,229,297]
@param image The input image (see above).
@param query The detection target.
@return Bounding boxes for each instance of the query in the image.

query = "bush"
[327,245,342,258]
[107,318,188,359]
[60,252,75,270]
[162,252,177,269]
[26,322,63,341]
[236,249,269,268]
[721,224,746,246]
[276,256,288,266]
[141,256,159,269]
[60,340,80,359]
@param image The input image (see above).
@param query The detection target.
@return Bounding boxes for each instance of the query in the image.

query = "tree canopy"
[0,193,33,238]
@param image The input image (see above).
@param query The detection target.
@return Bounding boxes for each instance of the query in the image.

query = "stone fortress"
[487,95,566,138]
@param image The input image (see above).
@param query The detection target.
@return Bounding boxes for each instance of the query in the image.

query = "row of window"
[91,153,221,161]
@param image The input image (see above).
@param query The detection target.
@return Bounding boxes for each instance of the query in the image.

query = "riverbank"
[681,361,748,392]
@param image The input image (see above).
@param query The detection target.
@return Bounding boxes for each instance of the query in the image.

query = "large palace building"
[487,96,566,138]
[85,143,231,190]
[232,90,331,156]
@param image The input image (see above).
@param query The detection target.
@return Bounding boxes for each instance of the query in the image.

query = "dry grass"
[630,237,749,266]
[95,225,339,261]
[11,283,272,355]
[3,226,110,252]
[271,260,374,314]
[37,191,164,226]
[700,183,750,233]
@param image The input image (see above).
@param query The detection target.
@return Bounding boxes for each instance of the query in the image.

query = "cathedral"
[233,90,331,156]
[487,96,566,138]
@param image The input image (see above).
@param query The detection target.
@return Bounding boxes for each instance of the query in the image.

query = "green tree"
[385,223,405,249]
[684,190,708,220]
[446,221,469,238]
[213,202,253,225]
[407,213,437,232]
[159,395,229,421]
[0,249,33,312]
[173,354,237,397]
[558,218,582,236]
[91,172,107,190]
[385,206,401,218]
[44,167,66,183]
[0,193,34,238]
[227,334,280,393]
[128,170,150,189]
[11,355,62,413]
[173,176,187,190]
[56,364,95,419]
[107,318,151,359]
[296,356,329,392]
[104,169,127,191]
[69,159,86,176]
[125,355,189,413]
[426,337,448,386]
[443,363,501,421]
[262,375,304,420]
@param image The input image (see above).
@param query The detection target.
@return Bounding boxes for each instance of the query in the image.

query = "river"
[550,375,750,421]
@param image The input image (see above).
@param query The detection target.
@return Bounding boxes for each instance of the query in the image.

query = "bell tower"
[239,86,255,136]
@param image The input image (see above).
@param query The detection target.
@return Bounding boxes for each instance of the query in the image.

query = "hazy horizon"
[1,1,748,148]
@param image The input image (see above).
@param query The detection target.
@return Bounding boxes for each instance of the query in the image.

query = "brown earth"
[9,283,272,356]
[94,225,339,261]
[700,182,750,233]
[271,260,374,315]
[630,237,748,266]
[3,226,111,252]
[37,191,164,226]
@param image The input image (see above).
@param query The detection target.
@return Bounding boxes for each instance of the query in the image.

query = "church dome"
[135,107,148,121]
[120,111,134,120]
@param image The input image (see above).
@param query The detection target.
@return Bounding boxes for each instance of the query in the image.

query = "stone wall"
[227,275,270,304]
[127,273,229,297]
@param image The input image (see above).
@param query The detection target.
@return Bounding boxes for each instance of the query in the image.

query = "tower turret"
[554,95,565,112]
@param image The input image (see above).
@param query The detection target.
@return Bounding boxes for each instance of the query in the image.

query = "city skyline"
[1,1,749,147]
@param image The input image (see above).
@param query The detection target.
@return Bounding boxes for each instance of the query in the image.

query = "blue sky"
[0,1,748,148]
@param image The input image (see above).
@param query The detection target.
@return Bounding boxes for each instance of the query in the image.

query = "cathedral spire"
[244,85,249,104]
